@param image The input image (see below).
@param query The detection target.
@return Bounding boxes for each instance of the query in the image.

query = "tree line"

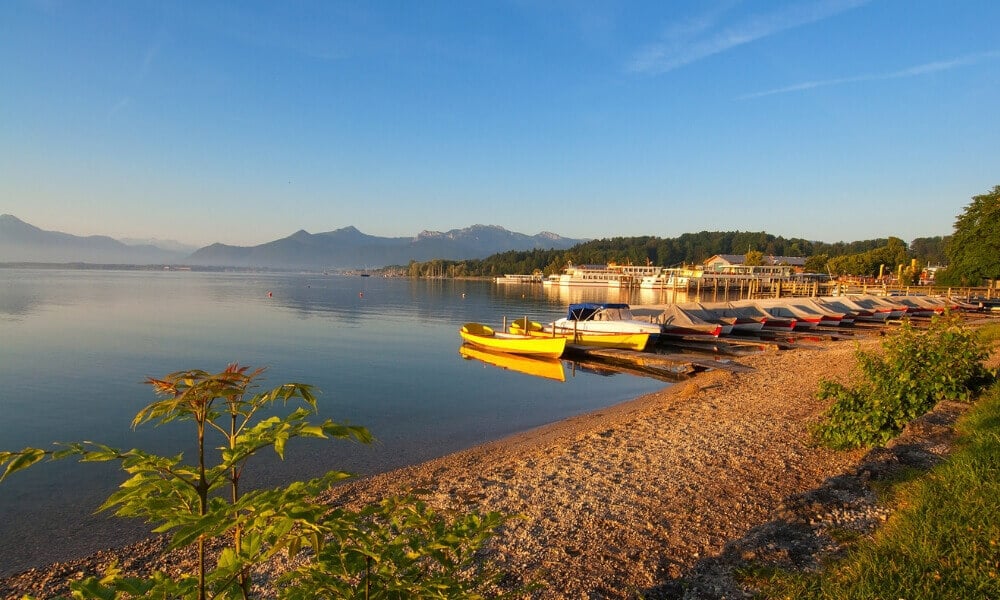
[401,185,997,286]
[402,231,949,279]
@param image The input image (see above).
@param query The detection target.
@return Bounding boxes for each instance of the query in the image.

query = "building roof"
[704,254,807,267]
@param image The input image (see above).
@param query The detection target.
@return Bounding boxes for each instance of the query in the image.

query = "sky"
[2,0,998,248]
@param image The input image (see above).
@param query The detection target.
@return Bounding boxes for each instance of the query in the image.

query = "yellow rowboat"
[508,318,650,351]
[459,345,565,382]
[459,322,566,358]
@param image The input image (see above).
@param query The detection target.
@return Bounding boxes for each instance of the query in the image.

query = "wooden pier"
[641,275,998,304]
[564,346,754,377]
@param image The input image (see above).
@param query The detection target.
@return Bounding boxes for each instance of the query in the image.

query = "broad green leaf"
[0,448,47,482]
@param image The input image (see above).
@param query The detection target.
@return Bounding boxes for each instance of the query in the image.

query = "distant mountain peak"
[1,214,35,229]
[2,215,584,269]
[0,215,189,264]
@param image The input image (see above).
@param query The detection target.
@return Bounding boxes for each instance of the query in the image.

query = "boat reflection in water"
[459,344,566,382]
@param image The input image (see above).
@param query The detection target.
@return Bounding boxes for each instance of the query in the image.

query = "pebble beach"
[0,335,972,599]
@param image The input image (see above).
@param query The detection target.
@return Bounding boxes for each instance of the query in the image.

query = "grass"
[977,321,1000,346]
[755,380,1000,599]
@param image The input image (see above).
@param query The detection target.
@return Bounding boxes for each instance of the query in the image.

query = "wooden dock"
[564,346,754,376]
[550,302,999,381]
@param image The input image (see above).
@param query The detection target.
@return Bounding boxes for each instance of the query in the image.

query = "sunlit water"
[0,269,668,575]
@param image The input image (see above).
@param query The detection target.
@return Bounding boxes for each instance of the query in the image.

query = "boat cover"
[658,304,719,330]
[566,303,631,321]
[677,303,739,326]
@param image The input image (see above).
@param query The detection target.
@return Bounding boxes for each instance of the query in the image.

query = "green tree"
[804,253,829,273]
[825,237,909,278]
[743,250,764,266]
[910,236,949,266]
[946,185,1000,285]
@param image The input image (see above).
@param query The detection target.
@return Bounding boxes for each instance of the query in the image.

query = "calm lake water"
[0,268,667,576]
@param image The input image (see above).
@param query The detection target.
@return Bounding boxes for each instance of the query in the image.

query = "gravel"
[0,335,975,599]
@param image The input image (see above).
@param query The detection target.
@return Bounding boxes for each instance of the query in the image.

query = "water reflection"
[0,269,668,575]
[0,286,41,318]
[533,282,750,307]
[458,345,566,382]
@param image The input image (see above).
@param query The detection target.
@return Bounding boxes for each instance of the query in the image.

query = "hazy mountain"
[119,237,199,254]
[188,224,585,269]
[0,216,584,268]
[0,214,187,264]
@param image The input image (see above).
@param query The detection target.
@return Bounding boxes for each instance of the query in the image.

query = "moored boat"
[630,304,723,338]
[797,299,853,326]
[675,303,738,335]
[698,302,767,332]
[459,322,567,358]
[508,318,651,351]
[816,296,888,322]
[552,303,663,340]
[847,295,908,319]
[639,268,692,289]
[769,298,847,327]
[733,300,823,329]
[543,263,660,288]
[720,303,778,331]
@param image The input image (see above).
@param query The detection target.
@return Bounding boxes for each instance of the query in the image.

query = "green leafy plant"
[281,495,517,599]
[756,381,1000,599]
[1,364,515,600]
[812,313,993,449]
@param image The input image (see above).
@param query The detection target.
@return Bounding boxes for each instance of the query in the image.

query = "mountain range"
[0,214,584,269]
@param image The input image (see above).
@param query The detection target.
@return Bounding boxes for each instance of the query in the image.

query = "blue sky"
[2,0,998,247]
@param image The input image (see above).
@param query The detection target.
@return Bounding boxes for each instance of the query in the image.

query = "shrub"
[1,364,514,600]
[812,313,993,449]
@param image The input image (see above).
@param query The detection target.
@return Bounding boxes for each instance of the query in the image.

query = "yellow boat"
[508,318,650,351]
[459,322,566,358]
[459,345,565,382]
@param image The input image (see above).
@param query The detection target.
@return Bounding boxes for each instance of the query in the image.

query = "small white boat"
[552,303,662,340]
[509,318,651,351]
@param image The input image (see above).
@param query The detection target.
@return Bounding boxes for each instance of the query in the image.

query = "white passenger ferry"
[542,263,661,288]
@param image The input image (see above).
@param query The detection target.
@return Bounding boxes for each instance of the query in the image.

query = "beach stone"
[0,335,972,599]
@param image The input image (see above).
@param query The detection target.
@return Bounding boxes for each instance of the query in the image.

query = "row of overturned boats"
[459,294,976,361]
[633,294,971,337]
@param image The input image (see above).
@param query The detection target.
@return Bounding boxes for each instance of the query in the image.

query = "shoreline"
[316,341,875,597]
[2,336,922,598]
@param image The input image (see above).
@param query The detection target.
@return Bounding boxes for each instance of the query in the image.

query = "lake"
[0,268,667,576]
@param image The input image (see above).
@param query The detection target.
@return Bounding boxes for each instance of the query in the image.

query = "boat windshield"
[566,303,633,321]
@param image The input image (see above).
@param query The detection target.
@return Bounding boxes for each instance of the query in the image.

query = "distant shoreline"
[0,263,496,280]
